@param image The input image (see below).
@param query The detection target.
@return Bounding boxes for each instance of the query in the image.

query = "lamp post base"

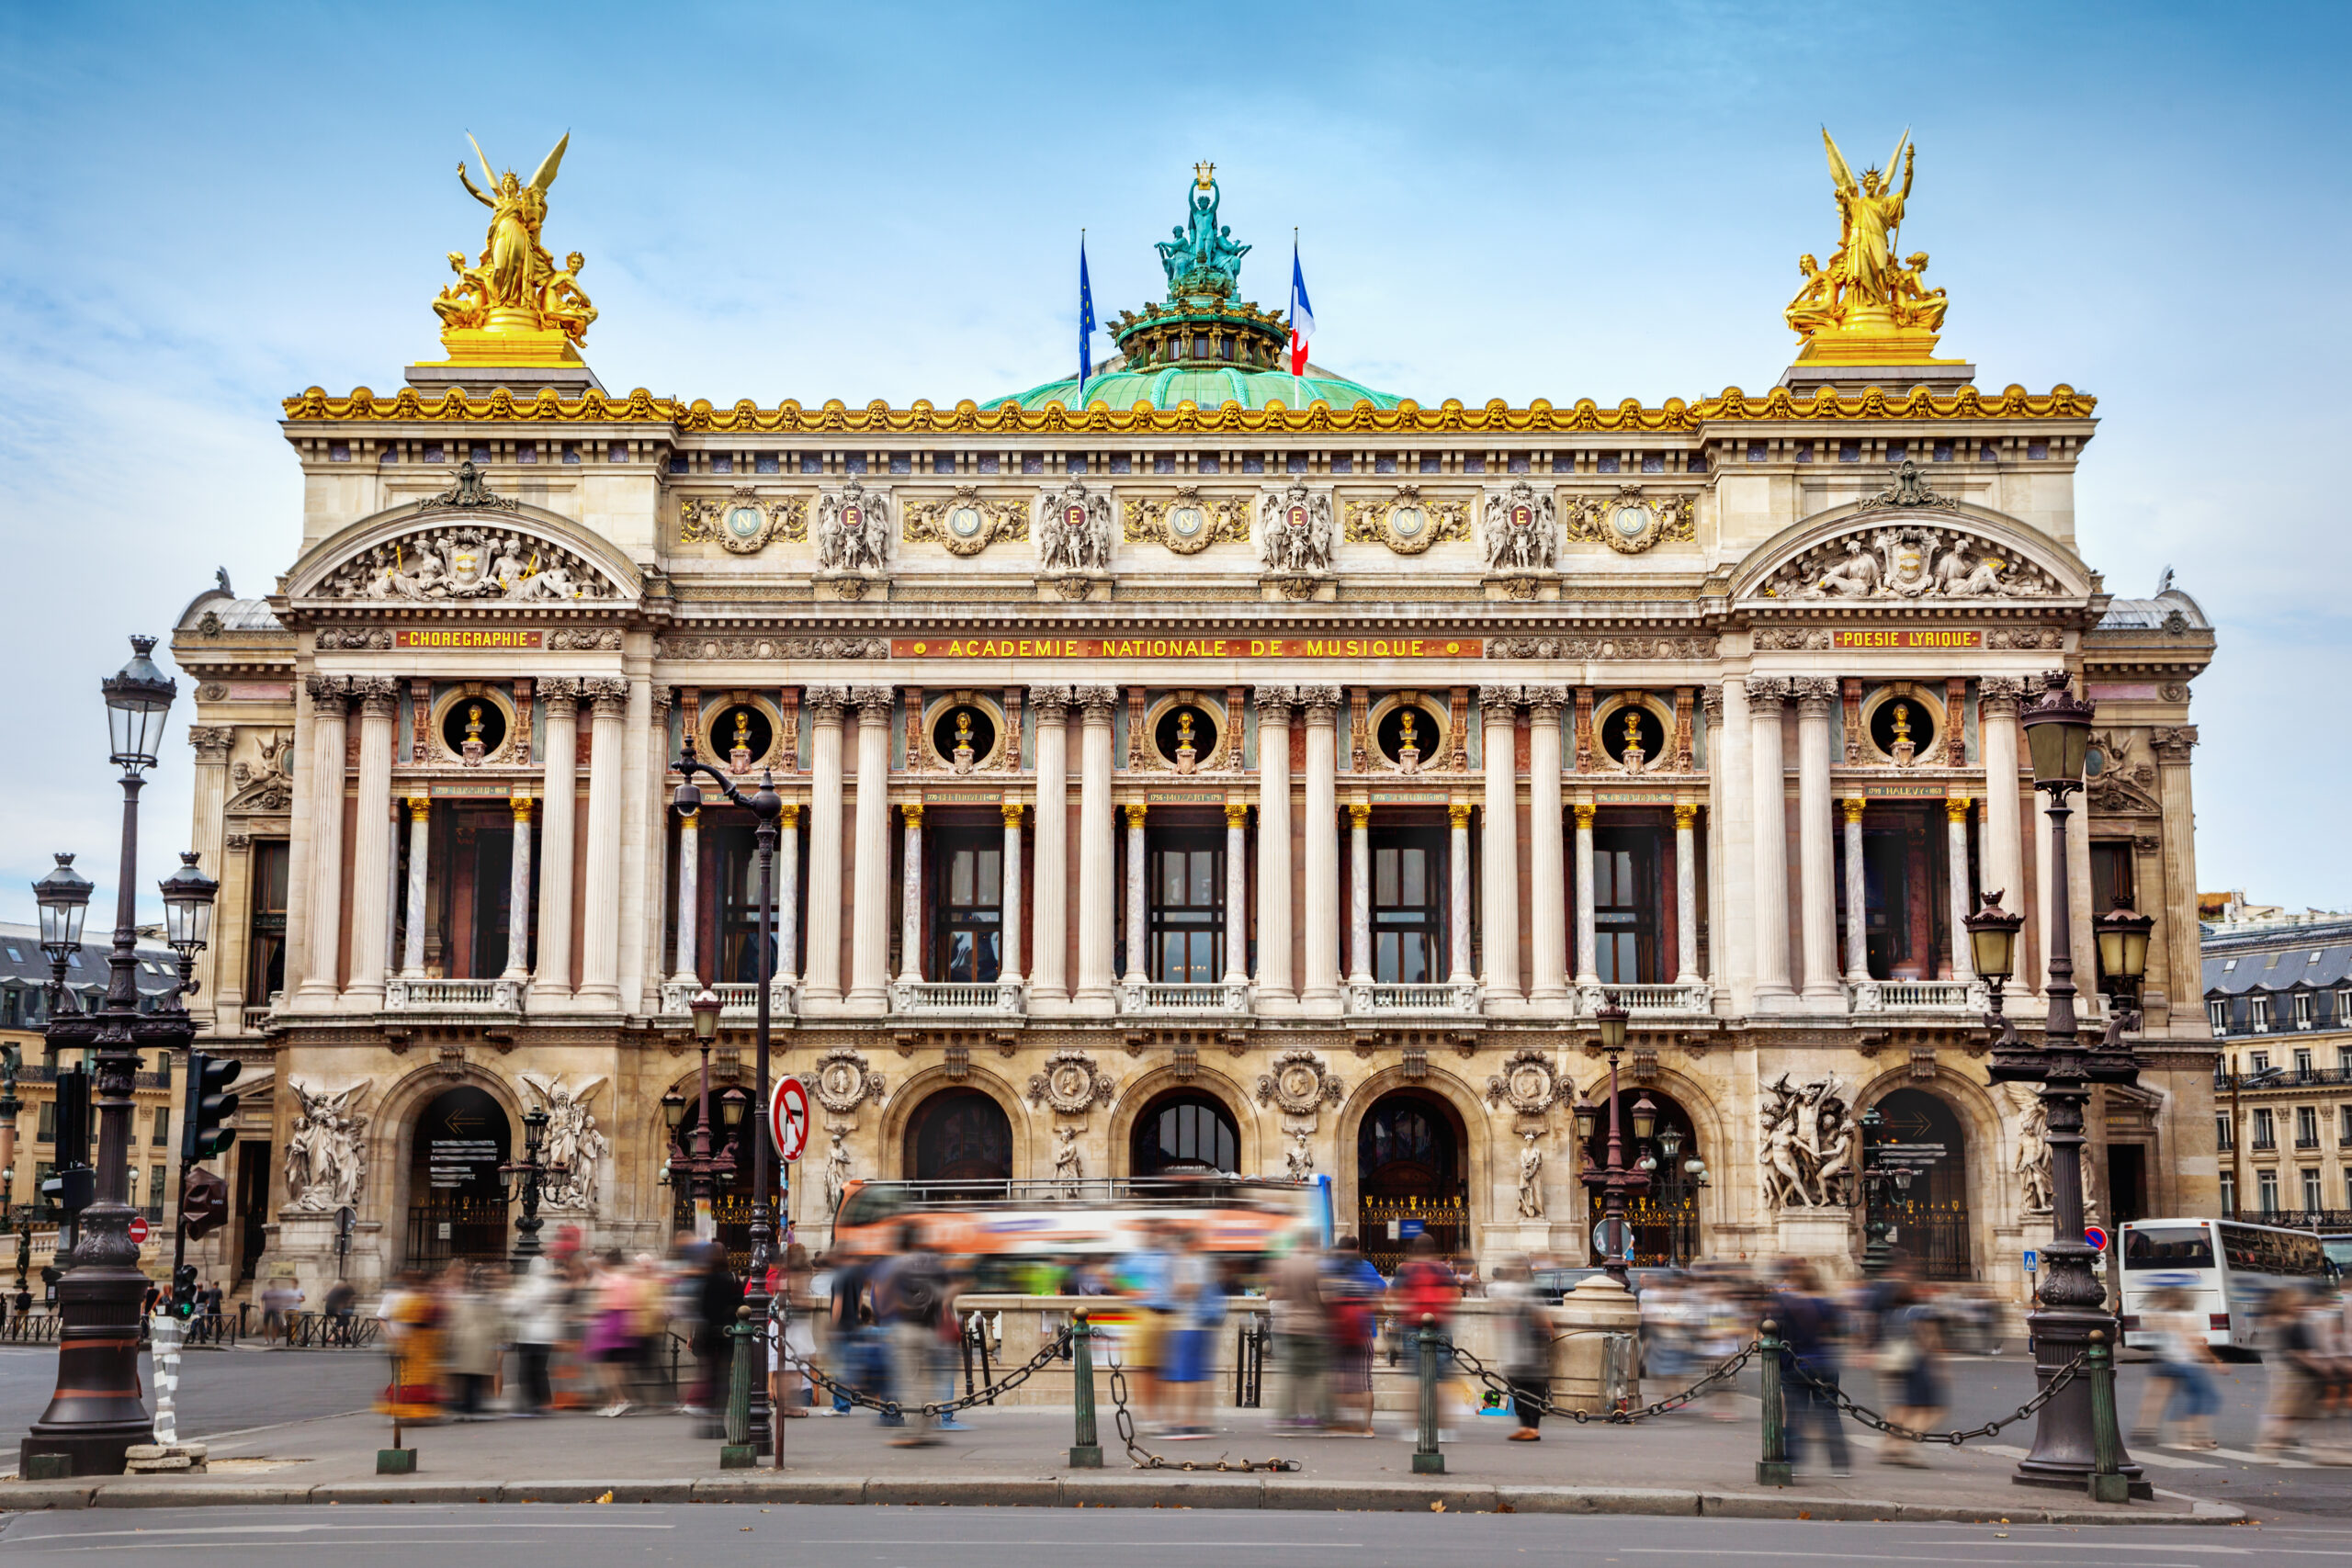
[2008,1301,2149,1497]
[20,1268,154,1476]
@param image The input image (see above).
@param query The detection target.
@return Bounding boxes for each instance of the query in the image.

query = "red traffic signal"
[181,1166,230,1241]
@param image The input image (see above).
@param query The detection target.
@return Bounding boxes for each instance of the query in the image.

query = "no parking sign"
[771,1076,809,1164]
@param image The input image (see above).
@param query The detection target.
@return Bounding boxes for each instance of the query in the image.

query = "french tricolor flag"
[1288,241,1315,376]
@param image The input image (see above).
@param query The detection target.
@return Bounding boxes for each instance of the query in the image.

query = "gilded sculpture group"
[1783,130,1950,346]
[432,134,598,348]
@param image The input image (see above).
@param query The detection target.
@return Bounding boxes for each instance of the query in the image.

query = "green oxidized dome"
[989,365,1404,412]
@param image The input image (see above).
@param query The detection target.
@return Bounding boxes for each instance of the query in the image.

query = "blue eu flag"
[1079,236,1095,399]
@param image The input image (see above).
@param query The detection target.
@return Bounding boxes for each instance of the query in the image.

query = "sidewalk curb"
[0,1474,2243,1524]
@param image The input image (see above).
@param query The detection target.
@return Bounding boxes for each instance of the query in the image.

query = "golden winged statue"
[1785,128,1955,366]
[424,132,594,367]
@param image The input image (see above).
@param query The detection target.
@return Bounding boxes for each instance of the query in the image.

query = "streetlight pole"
[1976,671,2155,1496]
[665,990,739,1247]
[23,637,184,1476]
[1577,997,1652,1288]
[672,742,781,1450]
[501,1107,552,1270]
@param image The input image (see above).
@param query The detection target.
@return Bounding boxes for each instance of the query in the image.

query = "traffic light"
[173,1263,199,1316]
[51,1067,89,1170]
[180,1052,240,1163]
[181,1167,229,1242]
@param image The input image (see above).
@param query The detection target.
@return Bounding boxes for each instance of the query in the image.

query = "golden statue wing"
[466,132,496,189]
[1821,127,1859,196]
[529,131,570,196]
[1885,127,1911,180]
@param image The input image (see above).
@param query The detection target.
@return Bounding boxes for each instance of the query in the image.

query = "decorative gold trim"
[902,486,1029,557]
[1340,486,1471,555]
[1125,487,1248,554]
[679,487,807,553]
[1566,485,1697,555]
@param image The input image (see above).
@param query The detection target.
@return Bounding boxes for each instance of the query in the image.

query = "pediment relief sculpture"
[227,729,296,813]
[903,486,1029,557]
[1340,485,1470,555]
[1565,485,1696,555]
[680,487,808,554]
[313,522,624,603]
[1759,522,2061,602]
[2086,728,2163,815]
[1126,486,1248,555]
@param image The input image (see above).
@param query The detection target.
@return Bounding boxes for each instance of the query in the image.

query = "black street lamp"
[500,1107,554,1269]
[1983,671,2151,1496]
[1638,1118,1707,1268]
[669,988,739,1241]
[672,740,783,1450]
[1577,997,1651,1288]
[156,851,217,1310]
[33,855,93,1014]
[23,637,185,1475]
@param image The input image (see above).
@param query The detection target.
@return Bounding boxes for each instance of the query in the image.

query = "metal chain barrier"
[1447,1337,1760,1425]
[1782,1348,2086,1445]
[1104,1359,1300,1472]
[778,1325,1073,1419]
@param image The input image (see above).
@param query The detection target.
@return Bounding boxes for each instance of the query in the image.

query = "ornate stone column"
[1000,803,1024,988]
[2151,726,2201,1022]
[1031,687,1071,1006]
[1123,802,1148,986]
[345,679,399,1009]
[505,795,534,982]
[1711,680,1753,1004]
[1448,801,1475,987]
[1945,795,1973,980]
[1479,685,1522,1005]
[1979,676,2029,984]
[775,804,800,987]
[1674,802,1702,987]
[1075,684,1119,1010]
[187,727,234,1024]
[1254,688,1295,1010]
[1527,686,1570,1006]
[398,796,430,977]
[847,685,895,1014]
[899,803,924,985]
[1222,801,1249,987]
[576,677,630,1009]
[673,807,700,983]
[1794,676,1840,1005]
[1573,802,1599,990]
[1347,803,1373,986]
[802,686,849,1007]
[1300,684,1342,1011]
[296,676,348,1008]
[1745,676,1793,1007]
[533,678,581,1003]
[1841,796,1869,983]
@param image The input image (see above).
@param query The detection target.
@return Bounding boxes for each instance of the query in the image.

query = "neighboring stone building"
[164,151,2219,1303]
[2206,912,2352,1227]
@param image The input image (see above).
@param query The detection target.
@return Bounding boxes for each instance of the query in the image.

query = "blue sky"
[1,1,2346,926]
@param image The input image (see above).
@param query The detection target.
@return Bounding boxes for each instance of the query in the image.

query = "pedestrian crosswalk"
[1964,1439,2329,1470]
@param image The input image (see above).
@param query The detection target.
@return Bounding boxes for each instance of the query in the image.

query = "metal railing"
[1122,980,1250,1015]
[0,1313,62,1343]
[384,976,526,1012]
[890,979,1024,1017]
[2217,1064,2352,1089]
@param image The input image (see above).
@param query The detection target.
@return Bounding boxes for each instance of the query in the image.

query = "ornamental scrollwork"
[315,628,394,649]
[1340,485,1470,555]
[1563,485,1696,555]
[314,524,622,603]
[1482,479,1557,571]
[1253,1050,1343,1118]
[1485,1049,1564,1115]
[1026,1048,1114,1115]
[1761,524,2059,602]
[810,1045,886,1115]
[902,486,1029,557]
[1486,635,1713,660]
[680,487,807,554]
[655,634,891,660]
[1126,486,1248,555]
[417,459,519,513]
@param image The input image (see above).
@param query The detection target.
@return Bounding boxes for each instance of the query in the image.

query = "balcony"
[658,980,798,1023]
[1599,982,1715,1018]
[890,980,1024,1020]
[239,1005,276,1034]
[1848,979,1982,1016]
[1346,980,1483,1018]
[1122,981,1251,1019]
[384,977,526,1014]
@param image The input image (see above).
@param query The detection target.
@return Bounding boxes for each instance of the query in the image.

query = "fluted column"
[187,727,234,1024]
[1979,677,2029,984]
[1527,687,1569,1005]
[899,803,924,985]
[1123,802,1148,986]
[1347,803,1373,985]
[1746,676,1792,1006]
[1253,689,1295,1010]
[802,687,848,1007]
[1479,686,1522,1005]
[848,685,895,1013]
[1573,802,1599,988]
[1794,677,1840,1004]
[1448,801,1475,986]
[1031,687,1071,1006]
[505,795,533,981]
[345,680,399,1008]
[576,677,629,1009]
[401,797,430,976]
[2152,726,2201,1024]
[1674,802,1702,987]
[1944,795,1973,980]
[775,804,800,987]
[1841,796,1869,981]
[1075,685,1118,1010]
[534,679,580,1002]
[672,807,700,983]
[1222,802,1249,987]
[1000,803,1025,987]
[297,676,348,1007]
[1300,685,1342,1011]
[1711,682,1752,1004]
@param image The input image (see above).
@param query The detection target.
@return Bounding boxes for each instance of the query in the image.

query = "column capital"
[805,682,851,719]
[1978,674,2030,715]
[1124,801,1148,829]
[1522,683,1567,716]
[512,795,534,824]
[303,673,350,705]
[1347,802,1370,829]
[1029,683,1072,720]
[849,684,895,717]
[1075,683,1119,719]
[1744,675,1792,708]
[1224,800,1248,829]
[354,675,401,716]
[1448,801,1474,829]
[1841,795,1866,824]
[582,676,629,715]
[407,795,432,821]
[778,802,800,827]
[1002,801,1026,826]
[1792,676,1839,712]
[1477,683,1521,718]
[537,674,582,709]
[1297,682,1342,717]
[1944,795,1973,822]
[1572,802,1595,829]
[187,725,236,761]
[2151,725,2199,761]
[902,801,924,829]
[1699,685,1724,725]
[677,805,698,827]
[1673,801,1698,830]
[1252,684,1296,720]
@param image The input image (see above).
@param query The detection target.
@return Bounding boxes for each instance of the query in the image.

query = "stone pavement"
[0,1400,2233,1524]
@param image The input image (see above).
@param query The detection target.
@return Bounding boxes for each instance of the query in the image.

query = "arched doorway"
[905,1089,1012,1193]
[1582,1087,1705,1267]
[1357,1090,1466,1275]
[1131,1091,1240,1177]
[664,1078,755,1272]
[1865,1087,1972,1280]
[405,1084,511,1269]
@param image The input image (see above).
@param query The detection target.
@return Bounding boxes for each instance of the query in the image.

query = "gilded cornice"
[282,383,2097,432]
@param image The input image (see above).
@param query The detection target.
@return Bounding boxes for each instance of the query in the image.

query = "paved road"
[0,1347,381,1461]
[0,1506,2339,1567]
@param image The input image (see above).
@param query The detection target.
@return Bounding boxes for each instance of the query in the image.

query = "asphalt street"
[0,1347,381,1462]
[0,1506,2334,1568]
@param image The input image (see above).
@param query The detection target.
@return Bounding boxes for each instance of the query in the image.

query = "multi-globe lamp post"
[1575,996,1654,1287]
[662,988,746,1243]
[1966,670,2155,1495]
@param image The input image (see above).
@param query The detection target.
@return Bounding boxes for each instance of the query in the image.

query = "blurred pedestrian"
[376,1269,444,1422]
[772,1241,817,1420]
[1161,1225,1226,1438]
[688,1242,741,1423]
[584,1249,643,1416]
[1122,1219,1176,1433]
[1772,1261,1851,1476]
[2258,1284,2328,1454]
[2132,1284,2220,1450]
[1271,1226,1328,1430]
[445,1261,508,1419]
[1491,1256,1554,1441]
[876,1223,951,1448]
[1871,1277,1944,1465]
[507,1251,568,1416]
[1323,1235,1383,1436]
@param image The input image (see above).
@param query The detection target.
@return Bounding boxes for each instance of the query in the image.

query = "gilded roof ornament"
[1786,129,1959,367]
[420,132,596,369]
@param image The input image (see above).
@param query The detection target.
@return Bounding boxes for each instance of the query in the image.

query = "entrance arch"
[1130,1089,1240,1177]
[1356,1089,1467,1275]
[405,1084,512,1269]
[905,1089,1013,1190]
[1582,1086,1705,1268]
[1865,1086,1973,1280]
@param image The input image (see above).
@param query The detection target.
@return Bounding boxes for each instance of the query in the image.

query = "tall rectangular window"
[1372,828,1445,984]
[2339,1105,2351,1145]
[2303,1168,2324,1212]
[2297,992,2315,1029]
[716,826,780,983]
[2259,1169,2279,1214]
[1148,829,1223,985]
[2297,1105,2319,1146]
[933,830,1003,983]
[244,840,290,1001]
[2253,1107,2276,1147]
[2296,1047,2315,1076]
[1592,827,1662,985]
[2217,1112,2233,1149]
[2220,1171,2237,1215]
[153,1107,171,1148]
[2209,998,2227,1032]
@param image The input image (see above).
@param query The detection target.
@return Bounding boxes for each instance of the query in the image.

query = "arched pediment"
[1733,496,2092,606]
[288,490,641,606]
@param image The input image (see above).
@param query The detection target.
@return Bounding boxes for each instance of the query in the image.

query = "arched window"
[1132,1092,1239,1177]
[906,1089,1012,1185]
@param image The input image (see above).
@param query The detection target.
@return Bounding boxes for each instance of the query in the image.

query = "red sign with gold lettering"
[890,636,1478,660]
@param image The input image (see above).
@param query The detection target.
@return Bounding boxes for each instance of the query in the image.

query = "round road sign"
[128,1215,150,1246]
[2084,1224,2110,1253]
[771,1076,810,1164]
